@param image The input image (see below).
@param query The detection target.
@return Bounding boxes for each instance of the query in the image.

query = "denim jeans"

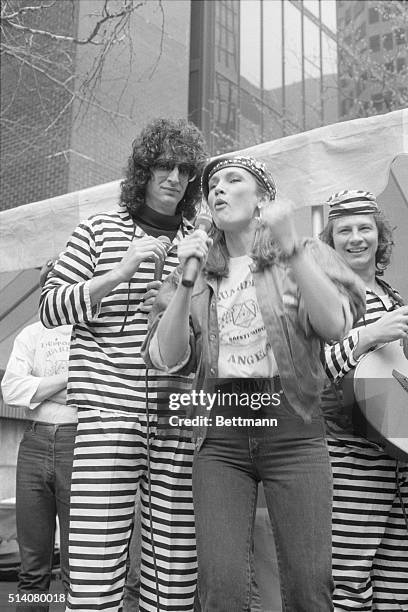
[193,395,333,612]
[16,421,76,611]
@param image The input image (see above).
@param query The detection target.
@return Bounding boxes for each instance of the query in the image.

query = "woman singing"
[142,156,365,611]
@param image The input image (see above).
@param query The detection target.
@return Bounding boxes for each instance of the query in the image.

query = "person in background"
[1,259,76,611]
[320,190,408,611]
[39,118,207,612]
[143,155,366,611]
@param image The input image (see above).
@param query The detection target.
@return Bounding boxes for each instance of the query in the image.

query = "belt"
[30,421,77,431]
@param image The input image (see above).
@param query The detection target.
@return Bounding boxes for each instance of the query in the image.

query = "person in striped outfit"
[39,118,207,612]
[320,190,408,611]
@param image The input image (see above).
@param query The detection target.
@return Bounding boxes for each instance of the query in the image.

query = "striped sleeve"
[324,328,360,381]
[39,220,98,328]
[141,267,198,376]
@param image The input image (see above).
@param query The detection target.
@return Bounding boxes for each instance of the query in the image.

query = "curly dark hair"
[319,211,394,276]
[120,118,207,220]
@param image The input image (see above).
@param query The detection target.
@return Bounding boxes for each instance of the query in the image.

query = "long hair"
[204,175,281,278]
[120,118,207,220]
[319,211,394,276]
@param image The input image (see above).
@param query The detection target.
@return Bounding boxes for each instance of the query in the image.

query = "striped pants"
[328,437,408,611]
[66,408,197,612]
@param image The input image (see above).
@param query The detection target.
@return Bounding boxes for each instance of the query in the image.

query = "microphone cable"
[145,367,162,610]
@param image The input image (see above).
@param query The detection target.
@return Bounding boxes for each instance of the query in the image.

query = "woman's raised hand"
[260,196,299,256]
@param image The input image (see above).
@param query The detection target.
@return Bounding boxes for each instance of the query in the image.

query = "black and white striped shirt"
[324,280,402,381]
[39,207,193,415]
[322,279,402,438]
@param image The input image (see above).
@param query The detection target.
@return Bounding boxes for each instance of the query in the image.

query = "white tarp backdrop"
[0,109,406,273]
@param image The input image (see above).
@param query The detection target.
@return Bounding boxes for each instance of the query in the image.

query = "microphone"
[181,207,213,288]
[154,236,172,281]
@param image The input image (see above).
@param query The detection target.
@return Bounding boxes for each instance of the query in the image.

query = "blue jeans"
[193,397,333,612]
[16,421,76,611]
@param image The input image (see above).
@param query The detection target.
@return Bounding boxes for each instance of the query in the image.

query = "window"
[322,33,338,78]
[303,0,320,19]
[321,33,338,121]
[239,89,262,147]
[263,0,283,109]
[385,60,394,73]
[214,73,238,153]
[240,0,261,87]
[369,35,380,52]
[368,7,379,24]
[262,105,284,141]
[304,17,322,127]
[304,17,321,79]
[215,1,238,71]
[284,2,302,86]
[396,57,406,72]
[383,32,393,51]
[395,28,406,46]
[320,0,337,32]
[284,2,303,125]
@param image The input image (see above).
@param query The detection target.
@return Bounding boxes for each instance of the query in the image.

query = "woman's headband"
[202,155,276,201]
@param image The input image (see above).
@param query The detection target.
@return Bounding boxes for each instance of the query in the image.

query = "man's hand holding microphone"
[89,234,171,309]
[139,235,172,313]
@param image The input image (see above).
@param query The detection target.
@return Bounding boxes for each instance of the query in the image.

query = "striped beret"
[202,155,276,201]
[326,189,380,220]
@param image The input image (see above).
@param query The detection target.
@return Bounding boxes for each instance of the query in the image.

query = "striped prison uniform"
[322,280,408,611]
[40,208,197,612]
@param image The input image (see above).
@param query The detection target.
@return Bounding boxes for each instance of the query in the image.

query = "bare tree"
[0,0,164,165]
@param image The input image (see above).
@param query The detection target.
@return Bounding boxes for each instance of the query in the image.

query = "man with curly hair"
[320,190,408,611]
[40,118,207,612]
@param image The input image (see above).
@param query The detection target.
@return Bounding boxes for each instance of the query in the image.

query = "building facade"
[337,0,408,119]
[0,0,191,211]
[2,0,341,210]
[189,0,339,154]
